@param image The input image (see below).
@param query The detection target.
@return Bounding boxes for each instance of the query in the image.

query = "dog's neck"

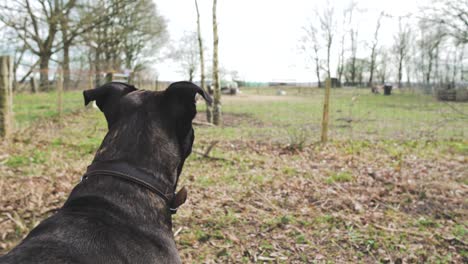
[67,174,174,231]
[72,115,185,230]
[92,116,181,189]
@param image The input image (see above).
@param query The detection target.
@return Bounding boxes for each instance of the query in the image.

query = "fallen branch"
[193,141,219,159]
[203,141,219,157]
[192,141,235,163]
[192,149,233,163]
[174,227,183,237]
[192,121,215,126]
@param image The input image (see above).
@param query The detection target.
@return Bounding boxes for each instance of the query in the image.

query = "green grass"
[6,151,47,167]
[197,87,467,142]
[326,171,354,184]
[13,91,83,128]
[12,87,467,142]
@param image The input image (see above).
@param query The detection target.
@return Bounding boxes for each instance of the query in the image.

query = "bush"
[285,126,312,150]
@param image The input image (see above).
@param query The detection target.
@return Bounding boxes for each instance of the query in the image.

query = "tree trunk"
[125,52,133,71]
[0,56,13,139]
[337,22,346,85]
[195,0,212,123]
[406,63,412,88]
[326,41,331,79]
[351,56,356,86]
[368,13,383,87]
[12,46,27,93]
[368,43,378,87]
[63,43,71,90]
[189,68,194,82]
[368,55,376,87]
[61,8,71,91]
[315,58,321,88]
[337,43,344,85]
[94,48,103,87]
[426,53,433,84]
[458,45,464,82]
[212,0,221,126]
[39,54,51,91]
[368,48,377,87]
[350,30,357,86]
[434,46,440,84]
[397,56,403,88]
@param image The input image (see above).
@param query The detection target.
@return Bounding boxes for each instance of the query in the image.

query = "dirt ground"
[0,105,467,263]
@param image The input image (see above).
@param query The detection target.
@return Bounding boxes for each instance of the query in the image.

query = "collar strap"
[83,161,187,214]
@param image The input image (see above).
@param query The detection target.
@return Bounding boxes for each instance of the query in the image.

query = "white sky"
[153,0,429,82]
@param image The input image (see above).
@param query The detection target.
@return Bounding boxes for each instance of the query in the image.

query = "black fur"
[0,81,211,264]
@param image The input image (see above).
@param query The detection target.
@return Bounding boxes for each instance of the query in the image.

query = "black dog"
[0,81,211,264]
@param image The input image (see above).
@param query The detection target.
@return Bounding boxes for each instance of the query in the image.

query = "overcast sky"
[154,0,429,82]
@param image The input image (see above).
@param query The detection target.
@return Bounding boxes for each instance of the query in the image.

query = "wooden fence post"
[88,73,94,89]
[30,77,38,93]
[0,56,13,139]
[321,78,331,143]
[57,68,63,117]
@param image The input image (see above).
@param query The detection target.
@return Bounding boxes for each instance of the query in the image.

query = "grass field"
[13,91,83,129]
[199,87,467,142]
[0,88,467,262]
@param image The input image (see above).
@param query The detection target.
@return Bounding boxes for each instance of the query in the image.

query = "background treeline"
[300,0,467,90]
[0,0,167,91]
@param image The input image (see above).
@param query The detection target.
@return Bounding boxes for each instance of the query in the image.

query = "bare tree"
[301,3,333,87]
[121,0,167,72]
[336,9,348,86]
[458,44,466,81]
[417,21,445,85]
[0,0,74,90]
[58,0,112,88]
[212,0,221,125]
[404,46,414,88]
[195,0,212,123]
[58,0,77,89]
[345,1,359,86]
[367,12,384,87]
[301,23,322,87]
[82,0,167,85]
[392,17,411,88]
[318,5,335,79]
[376,47,389,84]
[82,0,118,86]
[171,32,199,82]
[421,0,467,45]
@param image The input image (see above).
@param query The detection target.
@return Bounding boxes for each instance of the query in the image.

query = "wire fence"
[6,66,468,142]
[14,68,169,93]
[237,85,467,142]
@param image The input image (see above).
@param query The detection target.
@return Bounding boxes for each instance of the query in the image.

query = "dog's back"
[0,82,211,263]
[1,180,181,264]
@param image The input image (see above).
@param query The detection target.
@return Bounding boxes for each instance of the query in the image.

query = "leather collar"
[82,161,187,214]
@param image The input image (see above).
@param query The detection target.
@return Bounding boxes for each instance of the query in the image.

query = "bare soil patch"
[194,112,264,127]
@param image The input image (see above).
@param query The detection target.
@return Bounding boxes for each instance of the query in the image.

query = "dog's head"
[83,81,212,183]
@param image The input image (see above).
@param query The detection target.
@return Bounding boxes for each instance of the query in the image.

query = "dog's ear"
[164,82,209,171]
[83,82,137,128]
[165,81,212,106]
[164,81,211,144]
[164,81,212,120]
